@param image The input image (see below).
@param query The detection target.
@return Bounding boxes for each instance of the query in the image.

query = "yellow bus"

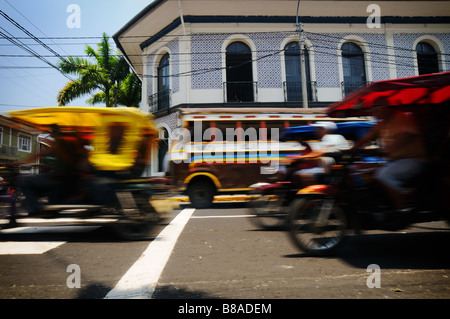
[169,107,362,208]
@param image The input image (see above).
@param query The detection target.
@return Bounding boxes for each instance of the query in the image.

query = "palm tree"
[87,72,141,108]
[57,33,140,107]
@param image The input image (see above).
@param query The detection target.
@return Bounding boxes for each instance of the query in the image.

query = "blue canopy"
[335,121,376,140]
[280,121,376,141]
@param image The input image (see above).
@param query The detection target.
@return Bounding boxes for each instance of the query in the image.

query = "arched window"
[341,42,367,95]
[157,53,170,110]
[416,42,439,75]
[284,41,311,102]
[225,42,254,102]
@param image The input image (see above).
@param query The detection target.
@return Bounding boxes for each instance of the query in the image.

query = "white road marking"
[0,225,100,255]
[0,225,100,234]
[0,241,65,255]
[104,208,195,299]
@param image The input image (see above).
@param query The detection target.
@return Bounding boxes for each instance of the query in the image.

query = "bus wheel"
[188,180,215,209]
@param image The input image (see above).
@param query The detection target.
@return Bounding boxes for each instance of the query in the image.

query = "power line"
[2,0,71,56]
[0,28,66,76]
[0,9,75,82]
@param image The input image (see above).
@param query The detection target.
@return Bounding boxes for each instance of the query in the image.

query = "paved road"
[1,202,449,301]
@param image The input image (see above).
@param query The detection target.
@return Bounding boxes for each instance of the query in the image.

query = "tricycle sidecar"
[1,107,176,240]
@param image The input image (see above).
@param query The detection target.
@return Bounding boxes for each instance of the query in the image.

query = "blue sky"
[0,0,153,112]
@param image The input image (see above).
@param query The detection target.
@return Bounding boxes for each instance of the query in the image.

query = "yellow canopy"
[8,106,155,132]
[9,107,157,171]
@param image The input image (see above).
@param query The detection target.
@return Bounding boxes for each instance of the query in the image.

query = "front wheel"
[287,197,347,256]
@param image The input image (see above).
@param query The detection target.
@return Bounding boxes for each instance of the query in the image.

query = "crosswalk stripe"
[0,241,65,255]
[104,208,195,299]
[0,225,100,255]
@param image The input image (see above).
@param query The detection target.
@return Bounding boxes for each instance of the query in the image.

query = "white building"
[114,0,450,175]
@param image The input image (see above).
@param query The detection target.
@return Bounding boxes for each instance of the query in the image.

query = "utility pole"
[296,0,308,108]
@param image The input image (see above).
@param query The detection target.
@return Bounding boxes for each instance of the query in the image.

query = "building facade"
[0,115,41,167]
[114,0,450,176]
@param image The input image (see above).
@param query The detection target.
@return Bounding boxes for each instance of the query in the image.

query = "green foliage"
[57,33,141,108]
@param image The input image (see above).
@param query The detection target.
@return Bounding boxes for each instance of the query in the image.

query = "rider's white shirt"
[312,134,351,152]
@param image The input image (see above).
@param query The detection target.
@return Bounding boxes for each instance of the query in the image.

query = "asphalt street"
[1,201,449,301]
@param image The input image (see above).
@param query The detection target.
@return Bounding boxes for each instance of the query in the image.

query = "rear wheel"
[287,197,347,256]
[112,220,154,240]
[111,193,159,240]
[248,192,286,230]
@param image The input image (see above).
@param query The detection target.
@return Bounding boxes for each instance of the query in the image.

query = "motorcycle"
[287,72,450,256]
[247,121,374,230]
[0,107,177,240]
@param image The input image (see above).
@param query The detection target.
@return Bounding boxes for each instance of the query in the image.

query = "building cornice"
[139,15,450,50]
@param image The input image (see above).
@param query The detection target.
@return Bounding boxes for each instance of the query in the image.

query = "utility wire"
[0,10,74,81]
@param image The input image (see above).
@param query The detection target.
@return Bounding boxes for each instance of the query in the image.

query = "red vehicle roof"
[327,71,450,118]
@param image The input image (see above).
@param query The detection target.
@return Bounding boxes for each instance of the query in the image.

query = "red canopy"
[326,71,450,118]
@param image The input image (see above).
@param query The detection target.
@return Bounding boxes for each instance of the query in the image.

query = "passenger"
[130,128,153,178]
[19,125,90,215]
[351,105,427,211]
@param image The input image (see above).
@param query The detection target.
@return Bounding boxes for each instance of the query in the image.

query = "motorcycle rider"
[312,121,350,152]
[351,104,427,211]
[297,121,350,185]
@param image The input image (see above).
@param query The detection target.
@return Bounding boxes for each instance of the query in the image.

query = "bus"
[169,107,365,208]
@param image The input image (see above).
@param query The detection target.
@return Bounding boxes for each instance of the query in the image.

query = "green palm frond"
[57,79,96,106]
[57,33,141,107]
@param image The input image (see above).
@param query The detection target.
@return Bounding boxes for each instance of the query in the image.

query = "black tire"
[111,195,158,240]
[287,197,347,256]
[248,192,287,230]
[188,179,215,209]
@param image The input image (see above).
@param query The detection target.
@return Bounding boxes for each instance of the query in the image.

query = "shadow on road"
[285,229,450,270]
[76,283,113,299]
[152,284,219,299]
[0,223,165,243]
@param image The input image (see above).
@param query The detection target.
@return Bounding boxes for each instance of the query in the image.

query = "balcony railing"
[148,89,171,112]
[283,81,317,102]
[224,81,258,103]
[341,81,370,96]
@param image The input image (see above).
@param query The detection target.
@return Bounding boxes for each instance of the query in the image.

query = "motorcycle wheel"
[248,193,287,230]
[111,198,158,240]
[287,197,347,256]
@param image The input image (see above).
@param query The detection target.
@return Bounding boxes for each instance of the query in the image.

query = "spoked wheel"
[287,197,347,256]
[248,192,287,230]
[111,194,159,240]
